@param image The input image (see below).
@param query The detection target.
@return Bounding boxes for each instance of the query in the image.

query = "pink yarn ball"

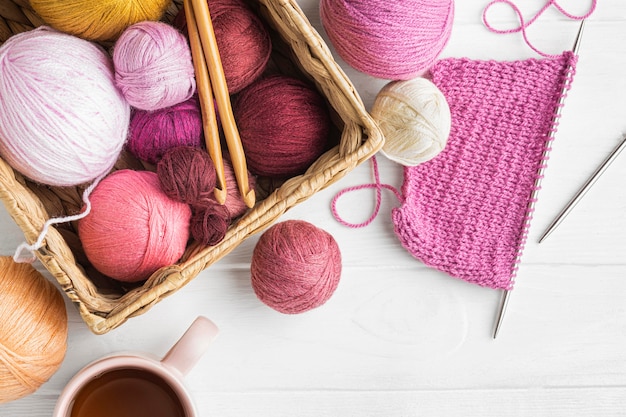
[203,158,256,219]
[251,220,342,314]
[78,170,192,283]
[320,0,454,80]
[113,21,196,111]
[232,75,330,178]
[127,97,203,164]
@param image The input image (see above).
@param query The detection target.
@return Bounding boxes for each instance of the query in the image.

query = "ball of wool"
[78,170,192,283]
[113,21,196,111]
[204,158,256,219]
[0,257,67,403]
[0,27,129,186]
[127,96,204,164]
[371,77,451,166]
[30,0,171,42]
[156,146,217,206]
[190,203,231,246]
[232,75,331,178]
[251,220,342,314]
[320,0,454,80]
[174,0,272,94]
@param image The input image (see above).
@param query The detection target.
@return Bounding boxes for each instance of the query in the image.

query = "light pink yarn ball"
[113,21,196,111]
[0,27,129,186]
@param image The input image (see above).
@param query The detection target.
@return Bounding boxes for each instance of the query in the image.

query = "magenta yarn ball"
[78,170,192,283]
[232,75,331,178]
[113,21,196,111]
[320,0,454,80]
[127,97,204,164]
[251,220,342,314]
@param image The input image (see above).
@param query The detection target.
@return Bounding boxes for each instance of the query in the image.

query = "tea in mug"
[70,368,186,417]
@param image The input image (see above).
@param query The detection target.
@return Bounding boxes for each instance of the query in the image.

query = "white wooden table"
[1,1,625,415]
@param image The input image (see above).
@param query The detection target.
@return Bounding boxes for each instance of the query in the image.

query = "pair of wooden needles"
[183,0,255,208]
[494,19,626,338]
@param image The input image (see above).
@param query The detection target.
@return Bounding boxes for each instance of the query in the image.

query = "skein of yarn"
[30,0,172,42]
[0,257,67,403]
[174,0,272,94]
[78,170,192,283]
[156,146,217,206]
[233,75,331,178]
[251,220,342,314]
[127,97,204,165]
[113,21,196,111]
[190,203,231,246]
[371,77,451,166]
[0,27,129,187]
[320,0,454,80]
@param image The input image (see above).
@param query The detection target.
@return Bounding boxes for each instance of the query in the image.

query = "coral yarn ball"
[78,170,192,283]
[233,75,331,178]
[30,0,171,42]
[0,27,129,186]
[320,0,454,80]
[113,21,196,111]
[127,97,204,165]
[156,146,217,206]
[251,220,342,314]
[0,257,67,403]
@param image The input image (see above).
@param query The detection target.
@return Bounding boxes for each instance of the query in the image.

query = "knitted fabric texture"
[391,52,577,290]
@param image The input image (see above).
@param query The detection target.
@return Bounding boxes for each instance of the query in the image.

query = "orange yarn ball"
[0,257,68,403]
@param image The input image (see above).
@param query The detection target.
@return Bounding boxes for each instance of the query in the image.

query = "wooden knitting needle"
[190,0,256,208]
[184,0,227,205]
[493,19,586,339]
[538,134,626,243]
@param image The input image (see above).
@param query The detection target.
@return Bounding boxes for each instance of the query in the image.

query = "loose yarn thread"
[320,0,454,80]
[0,257,67,403]
[251,220,342,314]
[113,21,196,111]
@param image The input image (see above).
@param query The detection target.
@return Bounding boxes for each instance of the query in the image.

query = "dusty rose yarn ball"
[251,220,342,314]
[233,75,331,178]
[78,170,192,283]
[127,96,204,164]
[204,158,256,219]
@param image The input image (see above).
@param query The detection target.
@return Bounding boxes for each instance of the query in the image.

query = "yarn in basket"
[320,0,454,80]
[30,0,172,42]
[113,21,196,111]
[0,257,67,403]
[251,220,342,314]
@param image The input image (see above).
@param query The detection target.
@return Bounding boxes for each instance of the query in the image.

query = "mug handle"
[162,316,219,377]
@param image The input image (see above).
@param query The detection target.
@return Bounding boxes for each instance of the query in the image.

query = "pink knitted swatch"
[392,52,577,290]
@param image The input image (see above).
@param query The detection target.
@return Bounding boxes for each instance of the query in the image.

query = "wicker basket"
[0,0,383,334]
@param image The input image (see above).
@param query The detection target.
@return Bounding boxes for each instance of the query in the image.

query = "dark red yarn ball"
[190,203,231,246]
[156,146,217,205]
[232,75,331,178]
[251,220,342,314]
[174,0,271,93]
[127,96,203,165]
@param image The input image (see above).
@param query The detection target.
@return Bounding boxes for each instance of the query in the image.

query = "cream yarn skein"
[371,77,451,166]
[0,257,68,403]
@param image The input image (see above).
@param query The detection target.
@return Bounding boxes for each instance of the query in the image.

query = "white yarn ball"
[0,27,130,186]
[371,77,451,166]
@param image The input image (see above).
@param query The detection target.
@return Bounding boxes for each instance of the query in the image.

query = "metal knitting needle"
[493,18,586,339]
[538,134,626,243]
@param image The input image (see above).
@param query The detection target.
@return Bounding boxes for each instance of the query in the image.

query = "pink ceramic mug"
[53,316,218,417]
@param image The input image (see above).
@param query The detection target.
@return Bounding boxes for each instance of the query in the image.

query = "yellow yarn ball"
[371,77,451,166]
[30,0,173,42]
[0,257,68,403]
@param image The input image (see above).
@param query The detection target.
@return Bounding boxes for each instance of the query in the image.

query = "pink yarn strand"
[482,0,597,57]
[331,156,402,228]
[13,171,109,263]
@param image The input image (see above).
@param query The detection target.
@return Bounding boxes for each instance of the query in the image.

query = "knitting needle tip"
[572,19,585,55]
[493,289,511,339]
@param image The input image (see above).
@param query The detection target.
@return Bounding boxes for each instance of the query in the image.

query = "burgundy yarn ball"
[156,146,217,206]
[190,203,231,246]
[174,0,272,93]
[127,97,203,164]
[251,220,342,314]
[233,75,331,178]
